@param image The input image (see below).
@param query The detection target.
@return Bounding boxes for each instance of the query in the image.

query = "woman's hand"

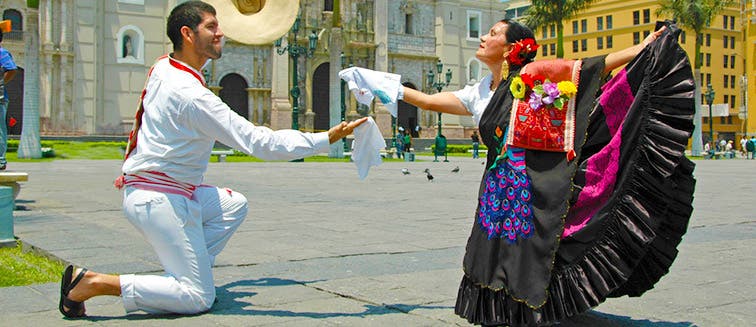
[642,26,666,47]
[327,117,369,144]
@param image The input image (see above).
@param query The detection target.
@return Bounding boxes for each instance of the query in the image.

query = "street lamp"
[340,52,349,154]
[704,84,716,150]
[274,14,318,131]
[427,59,452,162]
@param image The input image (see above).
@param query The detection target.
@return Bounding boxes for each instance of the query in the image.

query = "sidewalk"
[0,158,753,326]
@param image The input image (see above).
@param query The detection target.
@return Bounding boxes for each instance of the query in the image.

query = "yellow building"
[504,0,752,148]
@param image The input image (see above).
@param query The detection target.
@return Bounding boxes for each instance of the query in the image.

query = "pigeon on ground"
[451,166,460,173]
[423,168,434,181]
[401,168,410,175]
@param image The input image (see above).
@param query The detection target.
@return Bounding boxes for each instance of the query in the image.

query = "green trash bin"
[434,135,448,162]
[0,186,15,247]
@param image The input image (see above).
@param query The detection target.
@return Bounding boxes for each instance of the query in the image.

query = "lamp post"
[704,84,715,150]
[340,52,349,154]
[274,14,318,131]
[427,59,452,162]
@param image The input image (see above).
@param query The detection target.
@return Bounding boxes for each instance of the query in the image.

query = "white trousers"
[120,185,247,314]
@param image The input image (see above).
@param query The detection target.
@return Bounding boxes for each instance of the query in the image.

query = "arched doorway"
[312,63,330,132]
[6,67,23,135]
[219,73,249,120]
[398,82,419,137]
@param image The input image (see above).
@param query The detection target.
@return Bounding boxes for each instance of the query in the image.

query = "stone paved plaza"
[0,157,753,326]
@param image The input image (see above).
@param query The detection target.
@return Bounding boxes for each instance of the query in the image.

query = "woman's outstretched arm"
[604,26,666,74]
[401,87,472,116]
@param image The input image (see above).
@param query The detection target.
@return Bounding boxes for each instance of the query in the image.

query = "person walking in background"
[57,1,366,318]
[395,127,404,159]
[0,28,18,171]
[748,136,756,159]
[741,136,748,158]
[470,130,480,159]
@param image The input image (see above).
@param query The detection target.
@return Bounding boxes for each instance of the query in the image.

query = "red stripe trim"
[168,56,206,87]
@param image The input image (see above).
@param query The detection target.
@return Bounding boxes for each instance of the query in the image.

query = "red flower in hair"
[507,38,539,66]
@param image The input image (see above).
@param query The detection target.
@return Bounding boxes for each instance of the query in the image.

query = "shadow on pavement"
[562,310,696,326]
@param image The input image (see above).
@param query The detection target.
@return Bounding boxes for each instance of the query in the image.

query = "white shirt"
[452,74,494,126]
[123,56,329,185]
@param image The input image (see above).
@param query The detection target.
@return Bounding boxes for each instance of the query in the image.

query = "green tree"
[524,0,598,59]
[656,0,736,155]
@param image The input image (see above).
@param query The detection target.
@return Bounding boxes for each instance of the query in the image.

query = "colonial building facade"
[0,0,506,145]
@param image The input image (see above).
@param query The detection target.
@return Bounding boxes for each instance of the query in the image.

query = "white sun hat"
[205,0,300,45]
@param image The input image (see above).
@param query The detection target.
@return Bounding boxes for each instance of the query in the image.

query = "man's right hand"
[327,117,369,144]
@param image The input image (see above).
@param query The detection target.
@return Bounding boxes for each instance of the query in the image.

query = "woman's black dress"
[455,24,696,326]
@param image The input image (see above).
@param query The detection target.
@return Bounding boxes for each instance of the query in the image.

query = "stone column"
[270,46,292,130]
[372,0,392,138]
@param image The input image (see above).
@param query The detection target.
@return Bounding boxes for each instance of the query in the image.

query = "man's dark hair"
[167,1,216,51]
[0,30,4,43]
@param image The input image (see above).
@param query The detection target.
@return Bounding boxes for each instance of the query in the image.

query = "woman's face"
[476,22,511,66]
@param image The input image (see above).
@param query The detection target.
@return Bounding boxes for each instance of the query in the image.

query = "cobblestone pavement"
[0,157,753,326]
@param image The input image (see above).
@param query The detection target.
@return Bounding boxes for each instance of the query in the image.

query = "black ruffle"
[455,22,696,326]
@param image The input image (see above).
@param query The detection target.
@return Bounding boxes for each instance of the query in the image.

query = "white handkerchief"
[351,117,386,179]
[338,67,401,117]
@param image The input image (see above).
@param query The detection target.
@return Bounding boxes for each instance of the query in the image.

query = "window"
[573,40,579,53]
[724,55,729,69]
[724,37,728,48]
[731,55,736,69]
[731,95,736,108]
[606,35,613,49]
[727,115,733,124]
[581,39,587,52]
[705,53,711,67]
[467,11,481,40]
[324,0,334,11]
[633,32,640,45]
[597,17,604,31]
[731,75,736,88]
[581,19,587,33]
[730,16,735,30]
[633,11,640,25]
[644,30,650,38]
[724,75,729,88]
[116,25,145,64]
[724,95,729,105]
[1,9,22,41]
[543,44,549,56]
[573,21,578,34]
[607,15,613,29]
[542,26,548,39]
[724,15,729,29]
[550,24,556,38]
[730,36,735,49]
[681,31,686,44]
[720,116,726,124]
[405,14,414,35]
[706,34,711,47]
[597,37,603,50]
[467,58,481,83]
[706,73,711,86]
[643,9,650,24]
[550,43,555,55]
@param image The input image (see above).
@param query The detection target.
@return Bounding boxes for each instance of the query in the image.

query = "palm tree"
[656,0,736,156]
[524,0,598,59]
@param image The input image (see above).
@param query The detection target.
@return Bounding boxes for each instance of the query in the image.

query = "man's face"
[193,11,224,60]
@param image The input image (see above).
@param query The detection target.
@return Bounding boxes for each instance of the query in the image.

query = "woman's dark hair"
[500,19,537,67]
[167,1,216,51]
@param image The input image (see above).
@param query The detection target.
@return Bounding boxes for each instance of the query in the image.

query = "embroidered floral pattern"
[510,73,577,112]
[478,126,536,242]
[478,147,535,242]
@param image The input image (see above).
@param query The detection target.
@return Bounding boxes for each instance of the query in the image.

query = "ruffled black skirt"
[455,24,696,326]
